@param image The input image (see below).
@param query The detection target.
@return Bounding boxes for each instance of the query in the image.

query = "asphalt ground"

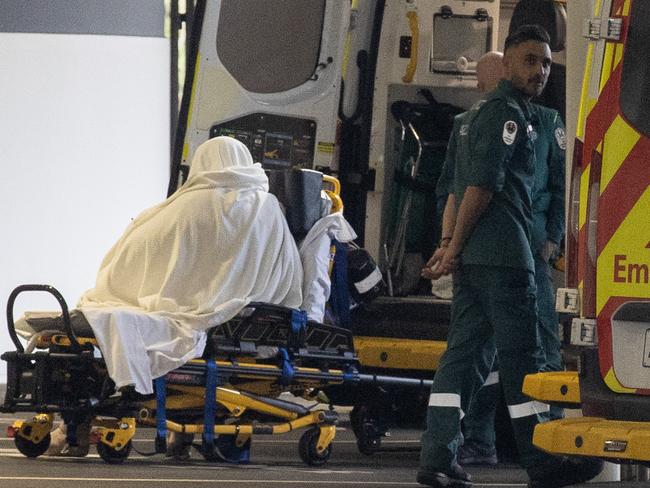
[0,385,645,488]
[0,410,531,488]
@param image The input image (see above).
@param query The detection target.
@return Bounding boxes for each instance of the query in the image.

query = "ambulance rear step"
[534,417,650,463]
[523,371,581,407]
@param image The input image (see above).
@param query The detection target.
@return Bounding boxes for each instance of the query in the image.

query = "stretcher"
[1,284,431,466]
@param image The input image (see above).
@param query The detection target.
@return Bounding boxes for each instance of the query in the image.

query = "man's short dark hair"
[504,24,551,52]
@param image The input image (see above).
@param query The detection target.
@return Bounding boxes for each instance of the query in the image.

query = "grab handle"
[6,284,86,353]
[323,175,344,213]
[402,8,419,83]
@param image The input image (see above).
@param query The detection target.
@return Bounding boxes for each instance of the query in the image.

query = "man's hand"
[439,240,460,275]
[540,240,558,263]
[421,244,458,280]
[422,246,447,280]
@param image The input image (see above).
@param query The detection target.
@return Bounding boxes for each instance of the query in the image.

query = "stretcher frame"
[1,284,432,465]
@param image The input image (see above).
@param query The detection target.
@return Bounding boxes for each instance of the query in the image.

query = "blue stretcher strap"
[329,239,351,327]
[291,309,307,335]
[154,377,167,442]
[343,368,355,383]
[203,359,218,444]
[279,347,295,385]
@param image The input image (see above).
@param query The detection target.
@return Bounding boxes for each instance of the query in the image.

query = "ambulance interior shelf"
[210,113,317,170]
[384,93,463,296]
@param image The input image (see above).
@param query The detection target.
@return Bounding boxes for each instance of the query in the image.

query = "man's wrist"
[439,236,452,248]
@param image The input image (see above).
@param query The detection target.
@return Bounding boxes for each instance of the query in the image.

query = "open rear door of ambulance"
[169,0,350,193]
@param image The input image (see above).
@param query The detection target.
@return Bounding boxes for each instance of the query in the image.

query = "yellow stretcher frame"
[9,354,343,466]
[8,311,356,466]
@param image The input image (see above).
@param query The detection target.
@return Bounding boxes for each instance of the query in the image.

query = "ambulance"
[169,0,509,451]
[523,0,650,464]
[172,0,650,459]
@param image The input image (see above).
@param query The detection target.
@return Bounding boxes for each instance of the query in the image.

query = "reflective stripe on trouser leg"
[420,390,464,472]
[428,393,465,419]
[481,265,554,468]
[484,370,499,386]
[420,267,494,473]
[463,367,500,449]
[498,347,552,468]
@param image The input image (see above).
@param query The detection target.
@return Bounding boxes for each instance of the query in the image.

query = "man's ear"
[501,52,512,77]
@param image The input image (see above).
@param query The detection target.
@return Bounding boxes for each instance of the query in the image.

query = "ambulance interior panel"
[210,113,316,169]
[430,13,492,75]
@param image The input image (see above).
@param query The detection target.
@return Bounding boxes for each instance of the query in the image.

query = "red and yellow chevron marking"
[576,0,629,285]
[573,0,649,393]
[597,137,650,256]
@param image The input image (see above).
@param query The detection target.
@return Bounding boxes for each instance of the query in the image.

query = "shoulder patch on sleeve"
[554,127,566,150]
[502,120,518,145]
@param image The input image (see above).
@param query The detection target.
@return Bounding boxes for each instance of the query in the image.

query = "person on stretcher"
[76,136,304,396]
[23,136,354,456]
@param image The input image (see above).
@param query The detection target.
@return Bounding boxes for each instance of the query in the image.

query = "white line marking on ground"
[0,478,410,485]
[157,463,376,475]
[0,451,377,476]
[0,438,420,444]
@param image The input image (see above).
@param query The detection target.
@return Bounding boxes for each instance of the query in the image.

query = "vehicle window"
[620,0,650,137]
[216,0,325,94]
[430,15,492,74]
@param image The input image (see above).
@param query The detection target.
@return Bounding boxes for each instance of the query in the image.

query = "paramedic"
[434,51,505,214]
[430,52,505,301]
[459,70,567,464]
[417,25,602,488]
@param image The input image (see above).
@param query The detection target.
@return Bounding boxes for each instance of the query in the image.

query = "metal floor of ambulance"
[0,388,644,488]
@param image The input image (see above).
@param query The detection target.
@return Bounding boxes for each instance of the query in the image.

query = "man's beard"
[512,74,546,97]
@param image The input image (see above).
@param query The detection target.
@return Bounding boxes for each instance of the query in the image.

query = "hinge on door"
[582,17,623,41]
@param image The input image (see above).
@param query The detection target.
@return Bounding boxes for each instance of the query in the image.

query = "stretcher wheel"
[350,406,382,455]
[97,440,132,464]
[15,433,51,458]
[215,435,251,464]
[356,432,381,455]
[201,436,251,464]
[298,427,331,466]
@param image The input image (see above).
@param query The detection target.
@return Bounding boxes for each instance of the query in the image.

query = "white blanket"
[299,212,357,322]
[78,137,303,394]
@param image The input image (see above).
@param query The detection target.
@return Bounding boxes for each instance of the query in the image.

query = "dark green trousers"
[463,255,564,450]
[419,264,551,472]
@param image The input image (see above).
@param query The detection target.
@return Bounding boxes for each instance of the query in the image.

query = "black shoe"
[527,456,604,488]
[458,442,498,466]
[417,462,472,487]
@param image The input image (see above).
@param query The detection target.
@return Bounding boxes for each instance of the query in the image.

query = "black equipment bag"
[267,168,323,240]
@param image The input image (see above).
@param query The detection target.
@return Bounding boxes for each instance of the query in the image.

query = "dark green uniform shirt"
[437,80,537,271]
[530,105,566,252]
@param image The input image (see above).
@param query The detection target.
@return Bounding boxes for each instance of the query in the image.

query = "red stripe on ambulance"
[597,138,650,254]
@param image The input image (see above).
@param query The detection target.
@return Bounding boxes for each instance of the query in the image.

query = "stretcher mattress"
[14,302,356,366]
